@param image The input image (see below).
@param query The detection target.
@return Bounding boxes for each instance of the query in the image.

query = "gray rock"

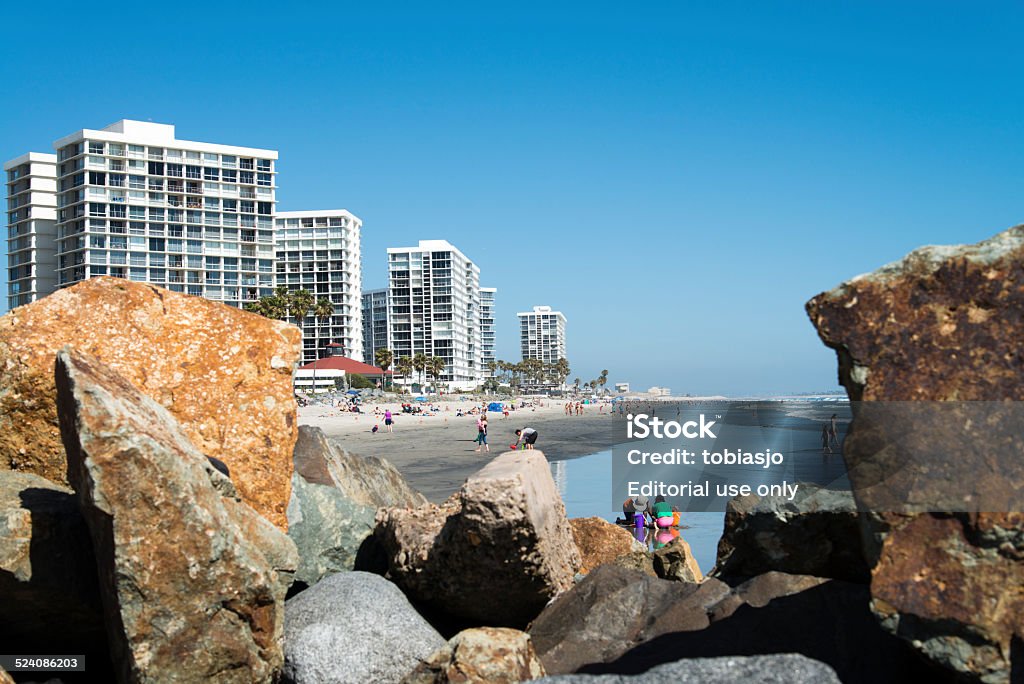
[283,571,445,684]
[536,654,841,683]
[288,426,426,587]
[528,565,728,675]
[712,484,868,583]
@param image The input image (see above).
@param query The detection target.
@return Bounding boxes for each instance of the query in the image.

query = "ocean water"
[550,400,853,576]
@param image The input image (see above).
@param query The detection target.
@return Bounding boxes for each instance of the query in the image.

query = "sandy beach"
[299,399,629,502]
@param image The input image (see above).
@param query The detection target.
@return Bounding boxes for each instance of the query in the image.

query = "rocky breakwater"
[807,225,1024,681]
[0,277,300,529]
[374,449,581,628]
[288,425,427,588]
[55,348,297,682]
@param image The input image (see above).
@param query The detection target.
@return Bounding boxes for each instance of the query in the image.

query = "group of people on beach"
[619,494,681,529]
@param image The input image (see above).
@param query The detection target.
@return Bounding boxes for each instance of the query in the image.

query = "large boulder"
[806,225,1024,681]
[712,485,868,583]
[528,565,729,675]
[283,571,445,684]
[375,450,581,628]
[0,277,300,529]
[569,517,642,575]
[55,348,297,683]
[536,654,841,683]
[528,565,929,681]
[403,627,546,684]
[288,426,426,587]
[0,471,110,673]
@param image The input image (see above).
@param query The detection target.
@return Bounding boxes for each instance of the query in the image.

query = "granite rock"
[0,277,300,529]
[55,348,296,683]
[283,571,445,684]
[652,537,703,583]
[403,627,546,684]
[536,654,841,683]
[287,426,426,587]
[569,517,643,575]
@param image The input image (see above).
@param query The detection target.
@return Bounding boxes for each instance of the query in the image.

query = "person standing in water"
[384,409,394,433]
[821,423,832,454]
[829,413,841,449]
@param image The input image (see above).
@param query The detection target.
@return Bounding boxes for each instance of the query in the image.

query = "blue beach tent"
[488,402,503,412]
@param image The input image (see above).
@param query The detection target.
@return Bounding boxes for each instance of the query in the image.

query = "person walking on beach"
[384,409,394,433]
[515,427,539,450]
[475,414,490,453]
[821,423,832,454]
[829,413,841,449]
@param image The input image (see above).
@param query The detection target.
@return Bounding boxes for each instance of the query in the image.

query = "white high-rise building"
[5,120,280,310]
[519,305,567,365]
[274,210,362,365]
[361,288,389,365]
[479,287,497,376]
[5,153,58,310]
[387,240,481,390]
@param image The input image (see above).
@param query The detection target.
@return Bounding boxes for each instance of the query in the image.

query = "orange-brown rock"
[403,627,546,684]
[0,277,300,529]
[806,225,1024,681]
[569,516,640,575]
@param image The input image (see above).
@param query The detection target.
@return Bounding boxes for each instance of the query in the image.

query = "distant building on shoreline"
[274,210,362,365]
[4,119,364,369]
[361,287,389,365]
[648,386,672,397]
[386,239,482,391]
[519,305,567,365]
[479,287,497,377]
[615,382,630,393]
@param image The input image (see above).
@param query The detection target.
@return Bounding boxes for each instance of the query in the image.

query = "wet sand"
[299,402,629,503]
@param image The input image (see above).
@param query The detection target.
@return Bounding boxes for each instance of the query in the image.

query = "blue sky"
[4,2,1024,394]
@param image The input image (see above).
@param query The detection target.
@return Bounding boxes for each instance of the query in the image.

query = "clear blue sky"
[4,2,1024,395]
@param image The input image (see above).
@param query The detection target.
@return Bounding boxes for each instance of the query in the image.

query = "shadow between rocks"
[4,488,115,683]
[575,580,952,684]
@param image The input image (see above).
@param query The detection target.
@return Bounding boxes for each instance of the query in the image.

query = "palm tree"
[313,298,334,334]
[574,377,581,394]
[375,348,394,390]
[395,356,413,388]
[289,288,315,332]
[412,353,428,389]
[426,356,446,390]
[598,369,609,393]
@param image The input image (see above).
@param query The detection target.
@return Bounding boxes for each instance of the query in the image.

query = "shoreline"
[299,400,629,503]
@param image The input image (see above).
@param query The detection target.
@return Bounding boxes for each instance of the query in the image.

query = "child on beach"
[474,414,490,453]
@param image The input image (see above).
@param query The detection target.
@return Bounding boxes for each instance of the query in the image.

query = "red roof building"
[296,356,392,377]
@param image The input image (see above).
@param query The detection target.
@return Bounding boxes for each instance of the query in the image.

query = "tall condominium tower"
[6,119,279,309]
[5,153,58,310]
[518,305,567,365]
[273,210,363,365]
[479,287,497,376]
[387,240,481,391]
[361,288,389,365]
